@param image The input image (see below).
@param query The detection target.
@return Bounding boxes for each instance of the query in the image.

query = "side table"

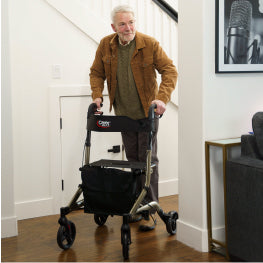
[205,138,241,259]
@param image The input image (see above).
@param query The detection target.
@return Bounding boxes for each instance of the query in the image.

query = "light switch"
[52,64,62,79]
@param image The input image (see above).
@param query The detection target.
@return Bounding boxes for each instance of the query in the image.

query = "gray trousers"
[121,119,159,205]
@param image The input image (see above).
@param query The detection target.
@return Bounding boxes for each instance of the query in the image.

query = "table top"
[206,137,241,146]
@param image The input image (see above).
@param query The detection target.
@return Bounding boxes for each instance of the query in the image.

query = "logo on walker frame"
[97,120,111,128]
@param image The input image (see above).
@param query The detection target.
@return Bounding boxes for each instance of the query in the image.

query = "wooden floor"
[2,195,227,262]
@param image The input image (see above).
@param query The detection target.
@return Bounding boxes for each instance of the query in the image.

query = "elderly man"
[90,5,178,231]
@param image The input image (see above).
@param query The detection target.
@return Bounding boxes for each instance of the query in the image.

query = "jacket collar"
[109,31,146,51]
[134,32,146,50]
[109,33,119,48]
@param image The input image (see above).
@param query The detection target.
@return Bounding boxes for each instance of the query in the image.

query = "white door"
[60,95,123,206]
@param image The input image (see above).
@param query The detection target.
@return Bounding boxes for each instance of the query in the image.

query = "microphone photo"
[225,0,253,64]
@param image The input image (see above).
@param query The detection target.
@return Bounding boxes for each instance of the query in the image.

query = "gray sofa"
[226,112,263,262]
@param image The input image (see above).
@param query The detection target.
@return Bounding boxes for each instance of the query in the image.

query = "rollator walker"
[57,103,178,259]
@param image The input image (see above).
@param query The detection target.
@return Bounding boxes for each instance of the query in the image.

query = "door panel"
[60,95,123,206]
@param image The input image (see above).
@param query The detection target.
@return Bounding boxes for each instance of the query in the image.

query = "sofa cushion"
[252,112,263,159]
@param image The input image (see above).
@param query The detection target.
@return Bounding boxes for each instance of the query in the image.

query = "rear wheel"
[94,214,108,226]
[166,211,178,235]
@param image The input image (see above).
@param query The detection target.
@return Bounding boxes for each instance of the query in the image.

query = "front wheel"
[57,221,76,249]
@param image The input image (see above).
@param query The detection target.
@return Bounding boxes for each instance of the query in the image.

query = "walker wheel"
[122,232,130,260]
[57,221,76,249]
[166,211,178,235]
[94,214,108,226]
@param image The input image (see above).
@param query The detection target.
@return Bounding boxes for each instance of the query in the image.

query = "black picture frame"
[215,0,263,73]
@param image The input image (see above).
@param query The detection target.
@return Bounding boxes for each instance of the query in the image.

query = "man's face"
[111,12,136,44]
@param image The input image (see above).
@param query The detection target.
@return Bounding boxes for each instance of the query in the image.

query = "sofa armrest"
[226,157,263,261]
[252,112,263,158]
[241,134,262,159]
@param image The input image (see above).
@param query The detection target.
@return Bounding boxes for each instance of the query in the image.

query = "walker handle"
[88,103,103,118]
[148,104,157,121]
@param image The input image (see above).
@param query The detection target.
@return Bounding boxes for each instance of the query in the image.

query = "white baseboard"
[159,178,178,197]
[210,225,225,243]
[1,216,18,238]
[15,197,54,220]
[177,219,209,252]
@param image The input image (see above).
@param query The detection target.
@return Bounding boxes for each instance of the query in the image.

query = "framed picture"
[215,0,263,73]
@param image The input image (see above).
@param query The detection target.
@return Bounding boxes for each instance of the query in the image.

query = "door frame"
[48,85,108,214]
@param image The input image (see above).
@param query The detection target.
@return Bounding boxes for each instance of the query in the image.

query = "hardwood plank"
[1,195,227,262]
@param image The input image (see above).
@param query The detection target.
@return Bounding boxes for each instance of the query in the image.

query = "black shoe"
[138,213,157,231]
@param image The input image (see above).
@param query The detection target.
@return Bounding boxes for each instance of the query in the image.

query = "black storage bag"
[80,165,138,215]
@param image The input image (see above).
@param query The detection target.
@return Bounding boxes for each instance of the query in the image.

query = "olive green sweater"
[113,39,145,120]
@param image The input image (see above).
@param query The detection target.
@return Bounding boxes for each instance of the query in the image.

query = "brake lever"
[155,114,163,119]
[94,110,103,116]
[94,103,103,115]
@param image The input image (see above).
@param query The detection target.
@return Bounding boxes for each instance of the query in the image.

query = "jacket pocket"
[142,56,156,87]
[141,57,157,105]
[102,55,111,70]
[142,56,153,68]
[142,57,155,77]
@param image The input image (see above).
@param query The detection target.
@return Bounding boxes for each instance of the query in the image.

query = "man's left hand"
[151,100,166,115]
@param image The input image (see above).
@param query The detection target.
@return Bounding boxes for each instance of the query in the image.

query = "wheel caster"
[122,232,130,260]
[166,211,178,235]
[94,214,108,226]
[57,220,76,249]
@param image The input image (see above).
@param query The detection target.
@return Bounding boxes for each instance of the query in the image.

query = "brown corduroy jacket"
[90,31,178,116]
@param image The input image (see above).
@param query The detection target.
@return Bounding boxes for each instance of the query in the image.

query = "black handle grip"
[87,103,103,118]
[148,104,157,120]
[88,103,97,118]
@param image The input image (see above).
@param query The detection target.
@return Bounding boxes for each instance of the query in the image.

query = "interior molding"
[211,225,225,242]
[152,0,178,22]
[15,198,53,220]
[1,216,18,238]
[49,85,104,214]
[177,220,209,252]
[44,0,110,43]
[49,85,86,214]
[159,179,178,196]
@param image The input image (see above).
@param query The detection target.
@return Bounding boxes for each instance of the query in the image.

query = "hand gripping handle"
[87,103,103,118]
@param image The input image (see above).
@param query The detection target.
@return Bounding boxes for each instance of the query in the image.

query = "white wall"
[3,0,262,253]
[2,0,179,237]
[1,0,18,238]
[177,0,206,250]
[177,0,263,252]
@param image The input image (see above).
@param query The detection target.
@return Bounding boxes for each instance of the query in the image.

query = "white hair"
[111,5,135,24]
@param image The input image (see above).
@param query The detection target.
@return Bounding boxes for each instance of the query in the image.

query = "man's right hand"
[93,98,103,110]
